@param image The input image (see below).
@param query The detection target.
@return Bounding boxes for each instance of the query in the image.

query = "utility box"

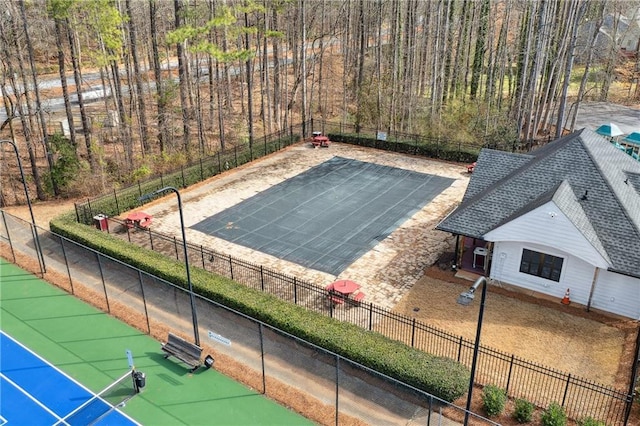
[93,214,108,231]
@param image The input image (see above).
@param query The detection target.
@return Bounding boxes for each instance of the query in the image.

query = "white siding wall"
[592,270,640,319]
[484,201,609,268]
[489,241,595,304]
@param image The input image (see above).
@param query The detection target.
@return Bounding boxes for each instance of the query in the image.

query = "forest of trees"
[2,0,640,204]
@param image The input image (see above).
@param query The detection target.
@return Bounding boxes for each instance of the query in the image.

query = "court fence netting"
[0,210,504,426]
[52,370,138,426]
[74,212,634,426]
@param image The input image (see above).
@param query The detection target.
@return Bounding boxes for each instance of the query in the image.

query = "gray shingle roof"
[436,128,640,278]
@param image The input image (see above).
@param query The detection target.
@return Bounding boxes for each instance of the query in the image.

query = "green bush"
[513,398,535,423]
[481,384,507,417]
[49,214,470,402]
[577,417,605,426]
[327,132,479,163]
[541,402,567,426]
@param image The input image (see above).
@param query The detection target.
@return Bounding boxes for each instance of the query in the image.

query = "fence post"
[137,270,151,334]
[335,355,340,426]
[181,165,185,188]
[87,199,93,222]
[149,229,154,251]
[229,255,234,280]
[174,236,179,260]
[293,277,297,304]
[457,336,463,362]
[624,325,640,424]
[506,354,515,394]
[201,245,205,269]
[59,235,74,294]
[562,374,571,406]
[1,211,16,263]
[114,188,120,215]
[259,323,266,394]
[260,265,264,291]
[368,303,373,330]
[96,253,111,313]
[411,318,416,347]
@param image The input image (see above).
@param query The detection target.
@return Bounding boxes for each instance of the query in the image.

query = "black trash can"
[133,371,146,391]
[204,355,215,369]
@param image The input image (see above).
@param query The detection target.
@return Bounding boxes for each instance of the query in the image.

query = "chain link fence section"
[0,210,501,426]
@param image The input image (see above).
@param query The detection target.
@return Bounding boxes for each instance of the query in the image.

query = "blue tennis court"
[193,156,454,275]
[0,331,138,425]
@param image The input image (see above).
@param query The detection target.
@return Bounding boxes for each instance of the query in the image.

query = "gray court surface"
[192,156,454,275]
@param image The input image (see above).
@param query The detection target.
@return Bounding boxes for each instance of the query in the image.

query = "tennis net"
[52,370,136,426]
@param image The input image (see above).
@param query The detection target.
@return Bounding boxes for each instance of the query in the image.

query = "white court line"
[0,372,66,424]
[1,330,97,393]
[0,330,140,425]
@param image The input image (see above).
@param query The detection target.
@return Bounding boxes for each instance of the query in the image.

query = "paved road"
[572,101,640,135]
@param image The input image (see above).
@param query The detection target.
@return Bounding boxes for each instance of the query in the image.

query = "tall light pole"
[456,276,487,426]
[1,139,45,275]
[140,186,200,346]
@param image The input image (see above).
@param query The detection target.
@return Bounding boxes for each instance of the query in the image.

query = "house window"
[519,249,563,282]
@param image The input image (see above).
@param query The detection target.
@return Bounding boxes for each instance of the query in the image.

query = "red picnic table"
[325,280,365,305]
[312,135,330,148]
[125,211,153,229]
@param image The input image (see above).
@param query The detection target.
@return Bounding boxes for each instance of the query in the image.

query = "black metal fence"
[0,210,500,426]
[308,119,550,159]
[72,118,536,224]
[67,120,632,423]
[102,216,633,425]
[74,126,302,224]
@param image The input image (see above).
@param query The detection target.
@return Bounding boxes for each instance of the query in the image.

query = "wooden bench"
[161,332,203,372]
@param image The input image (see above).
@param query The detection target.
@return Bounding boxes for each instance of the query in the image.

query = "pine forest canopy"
[2,0,640,203]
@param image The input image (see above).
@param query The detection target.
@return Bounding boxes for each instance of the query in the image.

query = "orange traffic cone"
[561,288,571,305]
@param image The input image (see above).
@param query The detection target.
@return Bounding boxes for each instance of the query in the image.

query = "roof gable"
[484,200,610,268]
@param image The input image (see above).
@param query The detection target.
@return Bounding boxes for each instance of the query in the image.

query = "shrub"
[49,214,471,403]
[577,417,605,426]
[541,402,567,426]
[482,385,506,417]
[513,398,535,423]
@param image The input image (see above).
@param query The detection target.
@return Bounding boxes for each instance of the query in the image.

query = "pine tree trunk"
[66,20,96,170]
[150,0,168,153]
[126,0,150,154]
[174,0,190,155]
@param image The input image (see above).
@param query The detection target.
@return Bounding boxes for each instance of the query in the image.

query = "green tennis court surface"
[0,259,312,425]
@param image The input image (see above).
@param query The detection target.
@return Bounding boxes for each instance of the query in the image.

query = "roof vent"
[624,178,629,185]
[580,190,588,201]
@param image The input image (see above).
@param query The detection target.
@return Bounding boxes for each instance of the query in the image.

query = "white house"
[437,128,640,319]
